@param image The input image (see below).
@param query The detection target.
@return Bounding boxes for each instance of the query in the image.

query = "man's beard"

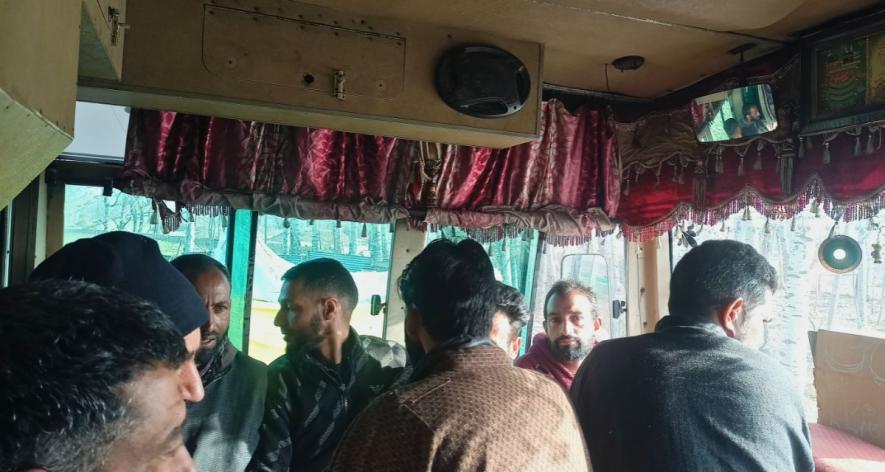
[548,335,592,362]
[285,311,325,351]
[196,334,227,368]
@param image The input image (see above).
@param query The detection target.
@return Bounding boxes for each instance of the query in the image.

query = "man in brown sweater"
[331,239,590,472]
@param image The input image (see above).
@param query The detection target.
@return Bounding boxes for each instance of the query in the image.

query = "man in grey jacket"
[173,254,268,472]
[571,240,814,472]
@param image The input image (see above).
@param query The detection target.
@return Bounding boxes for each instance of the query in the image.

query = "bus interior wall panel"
[78,0,543,149]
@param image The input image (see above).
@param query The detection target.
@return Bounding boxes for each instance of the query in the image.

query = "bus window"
[248,216,393,364]
[530,233,628,342]
[63,185,228,262]
[671,204,885,421]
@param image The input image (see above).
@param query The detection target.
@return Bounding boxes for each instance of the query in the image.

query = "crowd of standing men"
[0,231,813,471]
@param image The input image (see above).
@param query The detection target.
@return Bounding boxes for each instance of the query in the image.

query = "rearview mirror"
[691,84,778,143]
[370,294,386,317]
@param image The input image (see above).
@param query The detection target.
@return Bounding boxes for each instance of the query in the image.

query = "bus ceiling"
[0,0,882,209]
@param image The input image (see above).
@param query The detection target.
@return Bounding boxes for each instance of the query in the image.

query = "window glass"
[530,233,628,342]
[248,216,393,364]
[63,102,129,160]
[63,185,228,261]
[671,205,885,421]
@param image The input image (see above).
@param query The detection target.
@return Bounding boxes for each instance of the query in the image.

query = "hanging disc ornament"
[818,235,863,273]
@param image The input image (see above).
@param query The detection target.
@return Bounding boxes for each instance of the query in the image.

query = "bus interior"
[2,0,885,469]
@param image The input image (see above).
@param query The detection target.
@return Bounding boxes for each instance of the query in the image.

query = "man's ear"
[511,337,523,359]
[593,318,603,331]
[322,297,340,322]
[404,307,419,337]
[717,298,745,339]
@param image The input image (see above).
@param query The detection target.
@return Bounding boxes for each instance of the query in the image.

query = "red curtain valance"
[617,54,885,242]
[119,100,618,238]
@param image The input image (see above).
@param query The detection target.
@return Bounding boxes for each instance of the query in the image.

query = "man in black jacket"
[571,240,814,472]
[247,258,406,472]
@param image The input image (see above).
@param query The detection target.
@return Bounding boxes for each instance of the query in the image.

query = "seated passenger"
[172,254,268,472]
[489,281,529,359]
[0,280,195,471]
[570,240,814,472]
[30,231,208,403]
[331,240,590,472]
[248,258,406,472]
[515,281,603,390]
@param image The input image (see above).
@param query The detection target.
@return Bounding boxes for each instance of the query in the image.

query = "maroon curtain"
[618,130,885,241]
[120,110,413,225]
[426,101,619,238]
[120,101,618,239]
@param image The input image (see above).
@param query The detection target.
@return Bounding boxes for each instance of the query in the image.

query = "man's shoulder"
[357,335,407,368]
[233,351,269,380]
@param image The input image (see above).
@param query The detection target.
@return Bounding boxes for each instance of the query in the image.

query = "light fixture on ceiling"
[612,55,645,72]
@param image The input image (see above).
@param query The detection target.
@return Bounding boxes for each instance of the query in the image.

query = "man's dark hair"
[282,258,359,313]
[669,240,778,322]
[495,282,529,341]
[543,280,599,320]
[171,253,230,283]
[399,238,496,342]
[724,118,740,137]
[0,280,188,472]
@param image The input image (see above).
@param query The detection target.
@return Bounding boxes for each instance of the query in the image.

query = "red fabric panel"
[810,423,885,472]
[432,101,619,217]
[123,110,405,206]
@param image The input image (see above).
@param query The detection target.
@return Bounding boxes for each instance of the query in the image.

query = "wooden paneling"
[0,0,80,209]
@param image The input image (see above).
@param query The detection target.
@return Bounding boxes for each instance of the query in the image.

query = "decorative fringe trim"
[621,180,885,242]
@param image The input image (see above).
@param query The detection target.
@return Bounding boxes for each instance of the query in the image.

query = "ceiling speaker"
[818,235,862,273]
[435,45,530,118]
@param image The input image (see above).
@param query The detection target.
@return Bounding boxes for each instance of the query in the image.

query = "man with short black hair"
[331,239,590,471]
[490,281,529,359]
[515,280,603,390]
[0,280,195,472]
[571,240,814,471]
[248,258,406,472]
[172,254,268,472]
[30,231,208,404]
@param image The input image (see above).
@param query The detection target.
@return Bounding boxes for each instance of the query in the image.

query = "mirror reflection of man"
[172,254,268,472]
[248,258,406,472]
[489,282,529,360]
[515,281,603,390]
[740,103,768,136]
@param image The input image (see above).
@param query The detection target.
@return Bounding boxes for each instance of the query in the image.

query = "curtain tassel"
[150,207,160,226]
[336,220,342,229]
[742,206,752,221]
[309,219,315,226]
[797,137,805,159]
[282,217,291,229]
[522,229,532,242]
[720,219,726,232]
[806,135,814,151]
[853,128,862,157]
[221,214,229,229]
[866,128,876,155]
[764,218,771,234]
[872,242,883,264]
[823,141,831,164]
[737,157,745,176]
[622,178,630,196]
[389,221,395,233]
[790,217,796,232]
[360,223,368,238]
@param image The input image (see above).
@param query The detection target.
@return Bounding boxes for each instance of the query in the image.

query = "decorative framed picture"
[802,17,885,134]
